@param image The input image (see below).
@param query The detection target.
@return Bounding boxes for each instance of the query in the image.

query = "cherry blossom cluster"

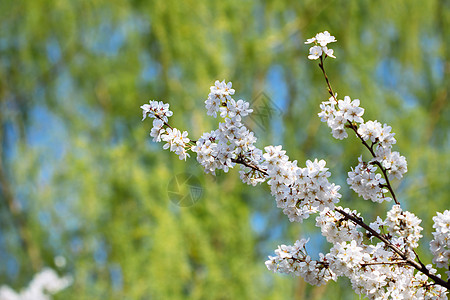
[384,205,423,250]
[318,92,407,180]
[358,120,407,180]
[204,80,253,121]
[265,238,336,286]
[140,30,450,297]
[262,147,341,222]
[316,207,363,244]
[192,81,263,182]
[347,156,391,203]
[305,31,337,60]
[430,210,450,277]
[141,100,172,122]
[0,268,72,300]
[318,95,364,140]
[141,100,191,160]
[318,94,407,205]
[338,212,445,299]
[268,205,447,299]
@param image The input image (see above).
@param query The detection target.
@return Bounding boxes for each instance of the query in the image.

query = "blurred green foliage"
[0,0,448,299]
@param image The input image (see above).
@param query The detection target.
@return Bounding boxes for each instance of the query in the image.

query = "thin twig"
[319,56,336,100]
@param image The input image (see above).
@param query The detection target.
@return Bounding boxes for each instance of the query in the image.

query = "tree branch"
[318,57,399,205]
[335,207,449,289]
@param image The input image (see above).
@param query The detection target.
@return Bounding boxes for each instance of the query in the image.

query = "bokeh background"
[0,0,449,299]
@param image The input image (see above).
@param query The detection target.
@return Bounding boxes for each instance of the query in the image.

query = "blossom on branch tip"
[211,80,235,96]
[205,80,235,118]
[315,31,337,46]
[141,100,173,122]
[305,31,337,60]
[305,31,337,47]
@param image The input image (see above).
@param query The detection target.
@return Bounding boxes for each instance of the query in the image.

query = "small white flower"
[324,47,336,58]
[150,119,165,142]
[308,46,323,60]
[140,100,173,122]
[234,99,253,121]
[358,120,382,143]
[161,128,190,160]
[332,128,348,140]
[305,31,336,47]
[338,96,364,123]
[315,31,337,47]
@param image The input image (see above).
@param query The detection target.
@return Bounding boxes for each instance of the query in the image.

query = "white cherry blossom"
[140,31,450,298]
